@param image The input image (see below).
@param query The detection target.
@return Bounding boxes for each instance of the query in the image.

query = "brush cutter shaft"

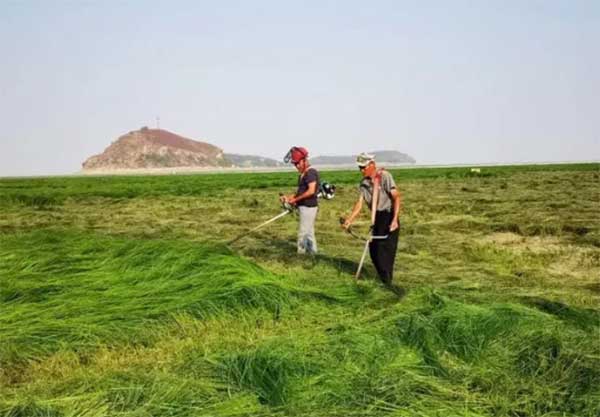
[246,210,291,234]
[340,216,389,278]
[228,209,291,244]
[355,239,370,279]
[344,224,387,242]
[354,234,389,279]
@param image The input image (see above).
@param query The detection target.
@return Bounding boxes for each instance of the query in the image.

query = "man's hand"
[389,218,399,232]
[341,217,353,230]
[280,195,296,205]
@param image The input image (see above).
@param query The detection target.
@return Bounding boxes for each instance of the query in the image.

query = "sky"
[0,0,598,176]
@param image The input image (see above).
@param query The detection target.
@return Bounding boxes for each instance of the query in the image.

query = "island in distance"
[81,127,415,173]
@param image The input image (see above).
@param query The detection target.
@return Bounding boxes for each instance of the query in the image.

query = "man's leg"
[369,211,391,282]
[298,206,318,254]
[378,227,399,285]
[369,239,385,278]
[306,207,318,254]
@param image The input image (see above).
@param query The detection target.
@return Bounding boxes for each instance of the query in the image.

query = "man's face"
[359,162,375,177]
[294,159,306,172]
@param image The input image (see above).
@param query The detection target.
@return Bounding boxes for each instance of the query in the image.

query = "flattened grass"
[0,230,301,369]
[1,163,599,416]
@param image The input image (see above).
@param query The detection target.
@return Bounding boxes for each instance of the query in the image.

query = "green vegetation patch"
[0,230,299,367]
[1,164,599,416]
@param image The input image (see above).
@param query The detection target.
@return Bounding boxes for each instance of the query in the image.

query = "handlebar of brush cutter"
[339,217,388,241]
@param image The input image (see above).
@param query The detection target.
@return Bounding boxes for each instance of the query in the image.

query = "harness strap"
[370,170,383,227]
[370,168,389,226]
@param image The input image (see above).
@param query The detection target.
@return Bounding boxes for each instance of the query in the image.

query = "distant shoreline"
[1,160,598,179]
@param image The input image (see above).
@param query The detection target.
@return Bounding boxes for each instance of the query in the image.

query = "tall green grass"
[0,230,306,368]
[1,164,599,416]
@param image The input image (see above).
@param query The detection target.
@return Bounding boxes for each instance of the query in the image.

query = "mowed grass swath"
[0,164,599,417]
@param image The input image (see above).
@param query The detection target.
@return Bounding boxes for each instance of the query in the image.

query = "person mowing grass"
[341,152,402,286]
[280,146,320,255]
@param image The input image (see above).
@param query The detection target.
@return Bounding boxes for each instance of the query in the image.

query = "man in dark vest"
[281,147,320,254]
[341,153,402,285]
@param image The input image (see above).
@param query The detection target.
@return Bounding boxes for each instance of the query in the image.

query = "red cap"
[284,146,309,164]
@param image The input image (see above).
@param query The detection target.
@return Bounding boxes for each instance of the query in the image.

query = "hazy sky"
[1,0,598,176]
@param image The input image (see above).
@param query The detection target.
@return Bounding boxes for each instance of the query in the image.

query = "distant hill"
[82,129,415,172]
[311,150,415,166]
[224,154,284,168]
[82,127,232,171]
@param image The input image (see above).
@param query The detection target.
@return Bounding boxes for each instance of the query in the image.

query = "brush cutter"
[339,217,389,279]
[354,232,389,280]
[227,181,336,245]
[227,201,295,245]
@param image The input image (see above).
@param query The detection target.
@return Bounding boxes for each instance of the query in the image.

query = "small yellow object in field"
[470,168,481,174]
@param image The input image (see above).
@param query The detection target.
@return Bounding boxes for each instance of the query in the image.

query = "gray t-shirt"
[359,170,397,211]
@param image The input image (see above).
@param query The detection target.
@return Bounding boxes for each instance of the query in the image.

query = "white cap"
[356,152,375,167]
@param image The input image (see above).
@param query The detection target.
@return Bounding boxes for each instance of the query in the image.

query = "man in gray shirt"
[342,153,402,286]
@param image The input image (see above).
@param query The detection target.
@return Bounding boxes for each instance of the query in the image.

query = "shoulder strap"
[371,173,381,227]
[370,169,388,226]
[302,167,317,181]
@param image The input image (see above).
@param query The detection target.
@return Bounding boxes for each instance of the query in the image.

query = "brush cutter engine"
[318,182,336,200]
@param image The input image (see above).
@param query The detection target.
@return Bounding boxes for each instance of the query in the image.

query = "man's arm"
[287,181,317,205]
[389,188,402,231]
[342,195,364,229]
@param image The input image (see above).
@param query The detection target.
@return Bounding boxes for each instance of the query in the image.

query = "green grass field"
[1,164,599,417]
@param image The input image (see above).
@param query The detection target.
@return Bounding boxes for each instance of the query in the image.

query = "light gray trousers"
[297,206,318,254]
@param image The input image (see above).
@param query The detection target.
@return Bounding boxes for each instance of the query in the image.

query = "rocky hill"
[82,127,231,171]
[82,128,416,171]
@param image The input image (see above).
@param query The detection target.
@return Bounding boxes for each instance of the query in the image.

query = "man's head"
[284,146,309,172]
[356,152,376,177]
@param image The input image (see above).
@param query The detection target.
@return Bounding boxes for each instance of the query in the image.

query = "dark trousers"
[369,210,399,285]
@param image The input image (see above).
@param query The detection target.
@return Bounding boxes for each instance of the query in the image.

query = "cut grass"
[0,230,320,370]
[1,163,599,416]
